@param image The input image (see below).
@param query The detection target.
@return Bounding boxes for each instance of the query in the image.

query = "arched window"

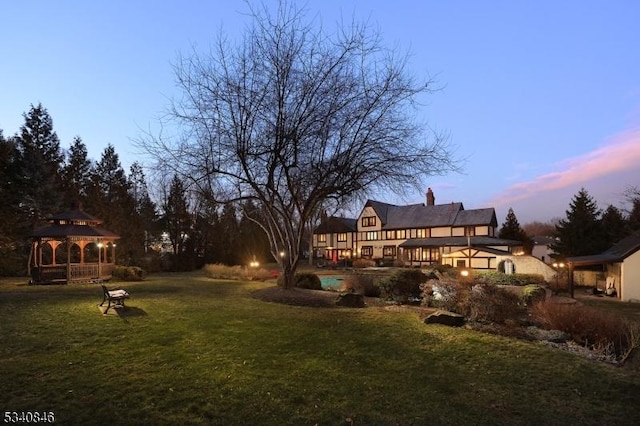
[84,243,99,263]
[69,243,81,263]
[41,242,53,265]
[55,241,68,264]
[106,242,115,263]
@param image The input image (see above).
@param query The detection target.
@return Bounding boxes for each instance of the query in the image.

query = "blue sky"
[2,1,639,224]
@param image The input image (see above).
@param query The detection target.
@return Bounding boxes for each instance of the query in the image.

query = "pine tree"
[0,132,24,270]
[238,200,273,263]
[162,175,191,256]
[14,103,64,227]
[601,205,629,247]
[625,186,640,232]
[629,199,640,232]
[61,136,92,206]
[86,145,137,264]
[551,188,606,257]
[128,162,159,255]
[190,190,220,265]
[498,208,533,254]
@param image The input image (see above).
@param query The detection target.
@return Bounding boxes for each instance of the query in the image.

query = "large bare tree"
[142,1,458,288]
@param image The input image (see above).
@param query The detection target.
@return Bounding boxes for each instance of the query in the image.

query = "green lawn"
[1,272,640,425]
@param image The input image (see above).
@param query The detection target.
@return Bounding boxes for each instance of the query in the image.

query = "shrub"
[204,263,271,281]
[112,266,146,281]
[421,277,461,312]
[379,269,428,303]
[521,284,547,306]
[530,301,640,358]
[293,273,322,290]
[473,271,545,286]
[353,258,376,269]
[341,274,381,297]
[422,279,524,324]
[0,250,26,276]
[464,284,524,323]
[205,264,244,279]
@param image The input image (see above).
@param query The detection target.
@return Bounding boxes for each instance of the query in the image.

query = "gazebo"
[28,208,120,284]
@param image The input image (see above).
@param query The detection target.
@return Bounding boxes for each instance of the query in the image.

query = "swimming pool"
[319,277,343,290]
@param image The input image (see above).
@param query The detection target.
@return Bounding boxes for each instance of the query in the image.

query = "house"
[313,188,522,268]
[531,235,557,264]
[567,231,640,302]
[312,216,358,263]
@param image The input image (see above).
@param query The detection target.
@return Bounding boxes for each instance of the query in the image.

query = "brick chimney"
[426,187,435,206]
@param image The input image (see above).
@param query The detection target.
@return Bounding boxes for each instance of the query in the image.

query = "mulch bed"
[252,286,338,307]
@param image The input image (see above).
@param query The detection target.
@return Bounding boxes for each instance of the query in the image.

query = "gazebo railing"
[31,263,116,284]
[31,265,67,283]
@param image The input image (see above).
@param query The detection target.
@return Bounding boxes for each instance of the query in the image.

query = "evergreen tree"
[238,200,273,263]
[61,136,92,206]
[0,130,20,234]
[0,131,25,275]
[128,162,159,256]
[625,186,640,232]
[498,208,533,254]
[601,205,629,246]
[190,190,220,266]
[215,203,240,265]
[14,103,64,227]
[162,175,191,256]
[86,145,138,264]
[551,188,606,257]
[629,199,640,232]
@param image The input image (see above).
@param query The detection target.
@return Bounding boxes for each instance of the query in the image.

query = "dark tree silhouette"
[14,103,64,227]
[498,208,533,254]
[551,188,606,257]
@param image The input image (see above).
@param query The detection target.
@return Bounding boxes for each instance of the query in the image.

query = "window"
[361,216,376,227]
[397,229,406,239]
[365,231,378,241]
[383,246,396,257]
[337,233,347,242]
[318,234,326,243]
[361,246,373,257]
[338,249,352,258]
[415,229,426,238]
[385,230,395,240]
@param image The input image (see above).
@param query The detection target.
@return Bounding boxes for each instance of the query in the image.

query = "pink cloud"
[488,128,640,207]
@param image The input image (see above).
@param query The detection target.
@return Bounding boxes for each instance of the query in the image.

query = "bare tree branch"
[138,1,460,288]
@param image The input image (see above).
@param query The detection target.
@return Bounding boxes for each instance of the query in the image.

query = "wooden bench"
[100,284,130,314]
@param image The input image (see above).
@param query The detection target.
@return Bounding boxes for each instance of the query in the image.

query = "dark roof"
[30,208,118,238]
[567,231,640,266]
[532,235,557,246]
[364,199,497,229]
[49,209,102,224]
[399,236,521,248]
[453,208,498,227]
[365,200,466,228]
[31,224,120,239]
[314,216,357,234]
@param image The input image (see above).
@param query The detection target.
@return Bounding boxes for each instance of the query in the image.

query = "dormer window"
[361,216,376,227]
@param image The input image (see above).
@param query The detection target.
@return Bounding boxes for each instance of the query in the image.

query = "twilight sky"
[1,1,639,224]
